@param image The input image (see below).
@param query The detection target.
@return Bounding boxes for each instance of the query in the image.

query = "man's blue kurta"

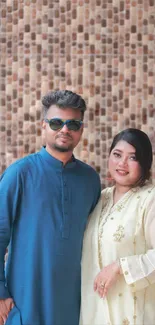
[0,147,101,325]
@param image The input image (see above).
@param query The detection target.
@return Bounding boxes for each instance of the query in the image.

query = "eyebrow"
[113,149,136,154]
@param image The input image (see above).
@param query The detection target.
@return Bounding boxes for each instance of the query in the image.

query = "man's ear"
[80,124,84,135]
[42,120,46,130]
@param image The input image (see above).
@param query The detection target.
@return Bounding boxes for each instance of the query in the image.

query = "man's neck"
[45,146,74,166]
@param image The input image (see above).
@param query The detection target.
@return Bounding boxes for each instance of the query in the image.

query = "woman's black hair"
[109,128,153,186]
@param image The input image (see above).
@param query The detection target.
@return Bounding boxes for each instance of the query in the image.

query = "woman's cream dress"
[80,184,155,325]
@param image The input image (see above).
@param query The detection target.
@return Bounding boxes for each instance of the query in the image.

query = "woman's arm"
[120,196,155,292]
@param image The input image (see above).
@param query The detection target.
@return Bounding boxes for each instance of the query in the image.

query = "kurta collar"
[39,146,77,169]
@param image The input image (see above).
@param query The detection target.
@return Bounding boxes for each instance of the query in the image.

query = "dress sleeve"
[0,166,21,298]
[120,193,155,292]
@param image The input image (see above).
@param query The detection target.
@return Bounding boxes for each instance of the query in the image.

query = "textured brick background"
[0,0,155,188]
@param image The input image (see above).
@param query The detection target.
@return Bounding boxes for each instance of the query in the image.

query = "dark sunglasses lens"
[49,119,63,130]
[67,120,82,131]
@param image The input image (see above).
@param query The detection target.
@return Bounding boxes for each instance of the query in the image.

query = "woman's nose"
[119,157,128,166]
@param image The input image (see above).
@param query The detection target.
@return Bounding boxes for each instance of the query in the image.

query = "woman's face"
[108,140,142,188]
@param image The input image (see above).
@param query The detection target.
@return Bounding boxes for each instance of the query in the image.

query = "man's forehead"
[47,105,82,118]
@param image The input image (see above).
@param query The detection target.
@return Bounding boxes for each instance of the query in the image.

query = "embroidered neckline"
[100,187,138,226]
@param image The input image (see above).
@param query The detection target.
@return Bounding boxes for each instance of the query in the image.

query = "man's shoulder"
[76,158,98,173]
[1,152,39,176]
[75,159,100,180]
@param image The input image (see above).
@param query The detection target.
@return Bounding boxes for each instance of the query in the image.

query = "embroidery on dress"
[123,318,130,325]
[116,203,126,212]
[113,225,125,242]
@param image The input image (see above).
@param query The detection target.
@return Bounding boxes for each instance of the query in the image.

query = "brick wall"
[0,0,155,188]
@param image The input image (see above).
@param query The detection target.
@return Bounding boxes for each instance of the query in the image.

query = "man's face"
[42,105,83,153]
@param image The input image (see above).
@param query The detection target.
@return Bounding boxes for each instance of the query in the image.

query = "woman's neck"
[113,185,132,204]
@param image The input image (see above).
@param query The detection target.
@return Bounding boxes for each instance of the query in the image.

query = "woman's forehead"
[113,140,136,152]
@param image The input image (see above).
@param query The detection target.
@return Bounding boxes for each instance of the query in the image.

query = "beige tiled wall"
[0,1,155,188]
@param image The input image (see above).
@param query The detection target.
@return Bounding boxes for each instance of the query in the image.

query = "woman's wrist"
[116,259,123,275]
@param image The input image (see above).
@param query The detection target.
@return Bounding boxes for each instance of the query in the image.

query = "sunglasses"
[44,118,83,131]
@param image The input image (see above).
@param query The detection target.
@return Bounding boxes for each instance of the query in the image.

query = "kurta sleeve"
[120,193,155,292]
[90,173,101,213]
[0,166,21,298]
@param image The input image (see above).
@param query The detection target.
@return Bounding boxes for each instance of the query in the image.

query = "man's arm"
[90,172,101,213]
[0,166,21,321]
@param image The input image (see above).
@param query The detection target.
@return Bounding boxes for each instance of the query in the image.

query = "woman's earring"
[105,171,114,181]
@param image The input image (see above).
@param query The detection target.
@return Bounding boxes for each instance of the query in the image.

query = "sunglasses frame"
[44,118,83,131]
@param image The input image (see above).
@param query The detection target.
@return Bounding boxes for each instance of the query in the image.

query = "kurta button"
[64,182,66,186]
[65,197,67,201]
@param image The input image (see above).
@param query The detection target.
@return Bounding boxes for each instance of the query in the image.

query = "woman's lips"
[116,169,129,175]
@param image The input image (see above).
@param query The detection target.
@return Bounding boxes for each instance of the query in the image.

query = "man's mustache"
[56,133,72,139]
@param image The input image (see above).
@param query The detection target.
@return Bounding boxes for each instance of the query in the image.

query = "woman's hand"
[94,261,121,298]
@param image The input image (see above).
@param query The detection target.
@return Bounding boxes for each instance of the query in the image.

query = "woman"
[80,128,155,325]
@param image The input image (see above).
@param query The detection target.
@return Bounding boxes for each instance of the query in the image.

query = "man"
[0,90,101,325]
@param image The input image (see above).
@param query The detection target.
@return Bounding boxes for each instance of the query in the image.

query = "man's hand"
[0,298,14,325]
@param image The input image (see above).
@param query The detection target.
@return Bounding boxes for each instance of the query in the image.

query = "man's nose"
[61,124,70,132]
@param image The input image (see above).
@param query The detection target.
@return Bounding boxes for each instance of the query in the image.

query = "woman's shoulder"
[137,183,155,197]
[101,186,114,207]
[135,183,155,208]
[87,187,114,219]
[101,186,114,198]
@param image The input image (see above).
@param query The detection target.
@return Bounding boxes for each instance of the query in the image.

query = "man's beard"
[52,133,74,152]
[52,143,74,152]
